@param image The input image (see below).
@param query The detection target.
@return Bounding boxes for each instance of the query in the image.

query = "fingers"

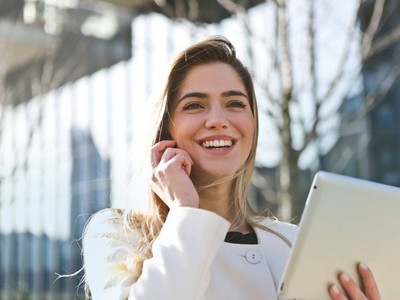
[179,154,192,176]
[328,263,380,300]
[151,140,177,166]
[328,283,347,300]
[149,141,198,208]
[161,148,193,176]
[328,273,365,300]
[337,272,367,300]
[151,141,193,176]
[358,263,380,299]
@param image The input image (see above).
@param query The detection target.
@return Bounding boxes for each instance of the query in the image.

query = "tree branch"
[276,0,293,98]
[296,0,319,154]
[216,0,246,15]
[368,25,400,57]
[363,62,400,113]
[319,0,362,104]
[187,0,199,22]
[362,0,385,59]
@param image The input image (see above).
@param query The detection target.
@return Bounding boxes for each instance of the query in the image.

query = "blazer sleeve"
[83,207,231,300]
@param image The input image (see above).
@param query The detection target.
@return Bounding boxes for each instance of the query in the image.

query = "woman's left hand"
[328,263,381,300]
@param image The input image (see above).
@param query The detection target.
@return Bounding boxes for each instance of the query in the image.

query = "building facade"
[322,0,400,187]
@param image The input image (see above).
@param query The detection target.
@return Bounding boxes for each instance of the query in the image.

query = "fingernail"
[340,272,350,282]
[331,284,340,295]
[359,262,368,271]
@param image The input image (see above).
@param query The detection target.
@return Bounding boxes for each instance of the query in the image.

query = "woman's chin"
[191,166,240,183]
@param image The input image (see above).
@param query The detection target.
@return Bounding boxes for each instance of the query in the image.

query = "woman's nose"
[205,107,230,129]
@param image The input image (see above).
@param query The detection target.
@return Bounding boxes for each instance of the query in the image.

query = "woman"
[82,36,380,299]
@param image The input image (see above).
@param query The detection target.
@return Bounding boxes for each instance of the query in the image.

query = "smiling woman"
[82,36,381,300]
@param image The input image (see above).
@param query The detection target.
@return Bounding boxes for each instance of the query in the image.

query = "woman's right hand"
[150,140,199,208]
[328,263,380,300]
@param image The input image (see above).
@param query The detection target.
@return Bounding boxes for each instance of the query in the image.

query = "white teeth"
[202,140,233,148]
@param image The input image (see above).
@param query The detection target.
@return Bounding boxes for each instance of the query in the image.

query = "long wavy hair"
[124,36,291,278]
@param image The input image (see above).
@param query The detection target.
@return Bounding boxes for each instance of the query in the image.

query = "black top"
[224,231,258,244]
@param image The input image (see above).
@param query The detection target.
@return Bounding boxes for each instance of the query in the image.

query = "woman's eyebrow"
[222,90,248,98]
[179,90,248,102]
[178,92,207,102]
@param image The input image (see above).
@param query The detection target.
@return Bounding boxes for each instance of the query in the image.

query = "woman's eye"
[183,102,203,110]
[228,101,247,108]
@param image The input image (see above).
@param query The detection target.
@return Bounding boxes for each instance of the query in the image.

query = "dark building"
[322,0,400,187]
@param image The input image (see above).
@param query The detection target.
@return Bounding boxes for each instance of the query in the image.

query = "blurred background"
[0,0,399,298]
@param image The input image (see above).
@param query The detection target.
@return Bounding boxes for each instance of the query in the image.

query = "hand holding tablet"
[278,171,400,300]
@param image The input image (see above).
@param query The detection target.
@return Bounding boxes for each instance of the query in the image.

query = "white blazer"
[83,207,298,300]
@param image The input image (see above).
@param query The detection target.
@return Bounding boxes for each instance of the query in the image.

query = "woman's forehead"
[175,62,246,98]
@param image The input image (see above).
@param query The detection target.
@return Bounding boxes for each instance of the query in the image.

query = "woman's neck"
[197,181,234,220]
[198,185,252,234]
[192,174,251,233]
[197,181,250,232]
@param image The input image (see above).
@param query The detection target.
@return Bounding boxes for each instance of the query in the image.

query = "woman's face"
[168,62,255,180]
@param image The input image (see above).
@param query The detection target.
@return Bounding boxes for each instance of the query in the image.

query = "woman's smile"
[197,135,236,153]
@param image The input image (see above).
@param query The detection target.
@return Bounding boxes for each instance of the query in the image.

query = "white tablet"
[277,171,400,300]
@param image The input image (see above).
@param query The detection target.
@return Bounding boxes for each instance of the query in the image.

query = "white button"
[245,250,262,264]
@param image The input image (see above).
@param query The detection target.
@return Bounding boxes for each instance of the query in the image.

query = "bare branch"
[216,0,246,15]
[188,0,199,22]
[319,0,362,104]
[321,61,400,139]
[257,5,281,111]
[363,63,400,113]
[276,0,293,97]
[362,0,386,59]
[368,25,400,57]
[295,0,319,154]
[300,0,365,154]
[307,0,317,101]
[272,0,293,137]
[274,0,300,220]
[152,0,176,19]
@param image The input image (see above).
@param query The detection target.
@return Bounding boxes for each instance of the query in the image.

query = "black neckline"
[224,231,258,244]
